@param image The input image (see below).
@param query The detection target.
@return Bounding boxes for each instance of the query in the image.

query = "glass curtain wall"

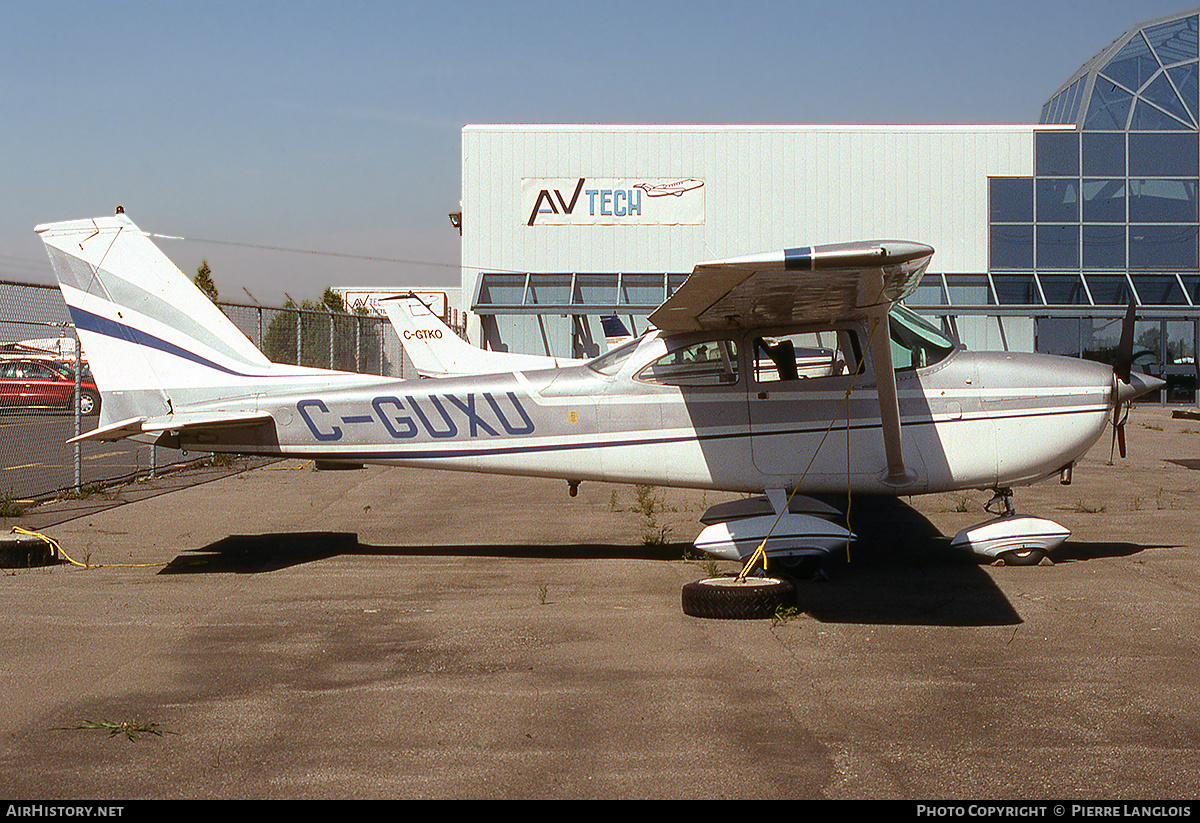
[988,8,1200,402]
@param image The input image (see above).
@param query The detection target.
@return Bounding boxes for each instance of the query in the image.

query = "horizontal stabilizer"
[142,410,275,433]
[68,411,274,443]
[67,416,149,444]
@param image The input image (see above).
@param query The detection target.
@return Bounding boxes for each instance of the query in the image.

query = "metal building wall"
[461,124,1040,349]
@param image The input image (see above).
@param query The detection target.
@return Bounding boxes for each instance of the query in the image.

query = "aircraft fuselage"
[171,326,1118,497]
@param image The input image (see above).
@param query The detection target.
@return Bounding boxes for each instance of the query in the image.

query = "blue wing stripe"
[783,247,814,270]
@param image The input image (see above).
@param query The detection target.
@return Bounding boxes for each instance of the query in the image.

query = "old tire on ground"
[0,533,58,568]
[998,548,1046,566]
[681,576,796,620]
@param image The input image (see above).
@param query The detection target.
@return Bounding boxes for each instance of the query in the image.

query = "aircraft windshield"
[587,336,644,375]
[889,304,956,370]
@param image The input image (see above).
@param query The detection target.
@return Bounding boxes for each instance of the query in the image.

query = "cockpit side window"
[636,339,740,386]
[889,304,956,370]
[752,329,862,384]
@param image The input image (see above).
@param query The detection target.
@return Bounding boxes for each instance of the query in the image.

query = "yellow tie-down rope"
[267,460,314,471]
[10,527,167,569]
[737,319,880,581]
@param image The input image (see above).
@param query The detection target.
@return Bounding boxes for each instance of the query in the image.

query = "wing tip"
[701,240,934,272]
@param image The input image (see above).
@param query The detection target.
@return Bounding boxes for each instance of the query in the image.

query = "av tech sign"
[524,178,705,226]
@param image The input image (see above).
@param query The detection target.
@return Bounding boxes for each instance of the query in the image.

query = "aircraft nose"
[1117,370,1166,404]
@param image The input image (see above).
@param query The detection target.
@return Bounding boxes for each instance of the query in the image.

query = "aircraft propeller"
[1108,297,1137,463]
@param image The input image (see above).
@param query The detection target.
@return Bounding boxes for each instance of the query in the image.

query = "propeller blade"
[1109,417,1118,464]
[1115,296,1135,384]
[1108,299,1140,463]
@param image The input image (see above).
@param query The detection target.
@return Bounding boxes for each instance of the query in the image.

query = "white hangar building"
[457,8,1200,405]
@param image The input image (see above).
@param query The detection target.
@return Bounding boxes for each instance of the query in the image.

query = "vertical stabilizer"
[36,215,274,424]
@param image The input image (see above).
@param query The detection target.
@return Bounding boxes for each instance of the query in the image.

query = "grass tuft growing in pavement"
[0,491,25,517]
[54,719,178,742]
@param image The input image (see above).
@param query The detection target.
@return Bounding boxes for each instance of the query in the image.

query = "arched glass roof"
[1042,9,1200,131]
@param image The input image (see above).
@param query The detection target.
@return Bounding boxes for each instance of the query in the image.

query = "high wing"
[651,240,934,487]
[648,241,933,332]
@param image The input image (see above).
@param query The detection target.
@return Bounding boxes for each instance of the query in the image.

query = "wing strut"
[866,306,915,487]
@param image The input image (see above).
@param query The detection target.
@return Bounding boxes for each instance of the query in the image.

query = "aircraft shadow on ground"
[158,497,1165,627]
[159,533,685,575]
[771,495,1167,626]
[1050,541,1174,561]
[798,495,1021,626]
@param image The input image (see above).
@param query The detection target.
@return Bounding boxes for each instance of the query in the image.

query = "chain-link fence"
[1,280,446,505]
[217,300,408,376]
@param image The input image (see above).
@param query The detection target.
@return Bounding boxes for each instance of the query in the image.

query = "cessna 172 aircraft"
[36,214,1162,616]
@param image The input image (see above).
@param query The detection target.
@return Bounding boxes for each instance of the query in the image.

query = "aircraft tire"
[997,548,1046,566]
[78,390,101,417]
[681,576,795,620]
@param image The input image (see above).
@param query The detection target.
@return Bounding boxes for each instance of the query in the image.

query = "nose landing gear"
[951,488,1070,566]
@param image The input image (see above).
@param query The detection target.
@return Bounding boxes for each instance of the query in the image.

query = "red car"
[0,358,101,415]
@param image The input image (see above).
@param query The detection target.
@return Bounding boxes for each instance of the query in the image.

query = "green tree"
[194,260,219,302]
[320,287,345,313]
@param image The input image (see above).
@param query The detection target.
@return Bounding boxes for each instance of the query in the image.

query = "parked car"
[0,357,101,415]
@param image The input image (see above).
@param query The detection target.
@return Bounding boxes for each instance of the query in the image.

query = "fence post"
[71,323,81,491]
[295,310,302,366]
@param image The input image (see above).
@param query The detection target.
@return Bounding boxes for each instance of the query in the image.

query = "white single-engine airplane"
[36,214,1162,616]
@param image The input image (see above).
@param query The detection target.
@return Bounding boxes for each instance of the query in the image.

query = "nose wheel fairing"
[951,489,1070,565]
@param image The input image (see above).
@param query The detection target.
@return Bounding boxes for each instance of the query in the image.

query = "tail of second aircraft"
[36,214,374,434]
[379,293,576,377]
[600,315,633,348]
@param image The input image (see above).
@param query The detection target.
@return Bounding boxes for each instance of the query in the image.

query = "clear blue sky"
[0,1,1192,303]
